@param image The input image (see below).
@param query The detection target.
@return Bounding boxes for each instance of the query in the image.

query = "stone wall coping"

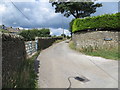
[35,37,63,39]
[2,33,24,41]
[73,30,119,35]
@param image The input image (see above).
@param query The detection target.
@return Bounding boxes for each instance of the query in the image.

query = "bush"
[71,13,120,33]
[19,28,51,41]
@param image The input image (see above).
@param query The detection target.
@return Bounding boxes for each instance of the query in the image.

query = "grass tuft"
[69,41,76,50]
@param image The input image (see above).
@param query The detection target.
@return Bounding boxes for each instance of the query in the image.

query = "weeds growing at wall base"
[14,51,40,88]
[69,41,119,60]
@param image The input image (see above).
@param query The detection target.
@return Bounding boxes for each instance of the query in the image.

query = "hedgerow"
[71,13,120,33]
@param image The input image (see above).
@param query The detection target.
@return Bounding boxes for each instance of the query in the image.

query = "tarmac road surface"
[37,41,118,88]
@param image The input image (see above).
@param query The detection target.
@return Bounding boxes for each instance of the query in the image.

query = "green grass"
[3,51,40,88]
[81,47,119,60]
[69,41,76,50]
[69,41,119,60]
[15,51,40,88]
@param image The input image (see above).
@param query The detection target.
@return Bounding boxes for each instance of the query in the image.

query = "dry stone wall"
[72,31,119,49]
[2,33,63,88]
[2,33,26,88]
[37,37,63,50]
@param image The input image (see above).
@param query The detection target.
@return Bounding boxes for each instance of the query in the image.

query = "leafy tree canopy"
[19,28,51,41]
[61,33,66,37]
[52,1,102,18]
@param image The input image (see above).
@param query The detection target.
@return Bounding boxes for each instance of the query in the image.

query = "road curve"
[37,41,118,88]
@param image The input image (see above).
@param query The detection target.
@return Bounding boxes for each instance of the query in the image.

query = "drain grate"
[67,76,90,89]
[74,76,90,83]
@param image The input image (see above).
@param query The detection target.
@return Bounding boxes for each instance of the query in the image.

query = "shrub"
[19,28,51,41]
[71,12,120,33]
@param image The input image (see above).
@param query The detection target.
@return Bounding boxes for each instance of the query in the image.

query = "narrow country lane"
[37,41,118,88]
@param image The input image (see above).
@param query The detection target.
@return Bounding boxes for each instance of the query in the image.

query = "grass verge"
[15,51,40,88]
[69,41,119,60]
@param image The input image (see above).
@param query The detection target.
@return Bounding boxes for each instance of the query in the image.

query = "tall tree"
[52,2,102,19]
[51,1,102,37]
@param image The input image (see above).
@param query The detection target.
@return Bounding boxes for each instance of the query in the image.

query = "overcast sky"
[0,0,119,36]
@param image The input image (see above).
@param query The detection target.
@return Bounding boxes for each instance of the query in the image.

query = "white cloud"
[0,16,2,25]
[13,22,16,24]
[49,28,70,36]
[42,8,49,12]
[24,8,31,12]
[39,0,49,2]
[97,0,119,2]
[0,4,6,13]
[5,0,35,2]
[0,1,118,30]
[4,0,50,2]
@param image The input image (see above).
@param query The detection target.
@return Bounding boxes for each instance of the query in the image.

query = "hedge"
[72,12,120,33]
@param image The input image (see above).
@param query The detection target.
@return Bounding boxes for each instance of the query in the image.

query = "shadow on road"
[34,58,40,75]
